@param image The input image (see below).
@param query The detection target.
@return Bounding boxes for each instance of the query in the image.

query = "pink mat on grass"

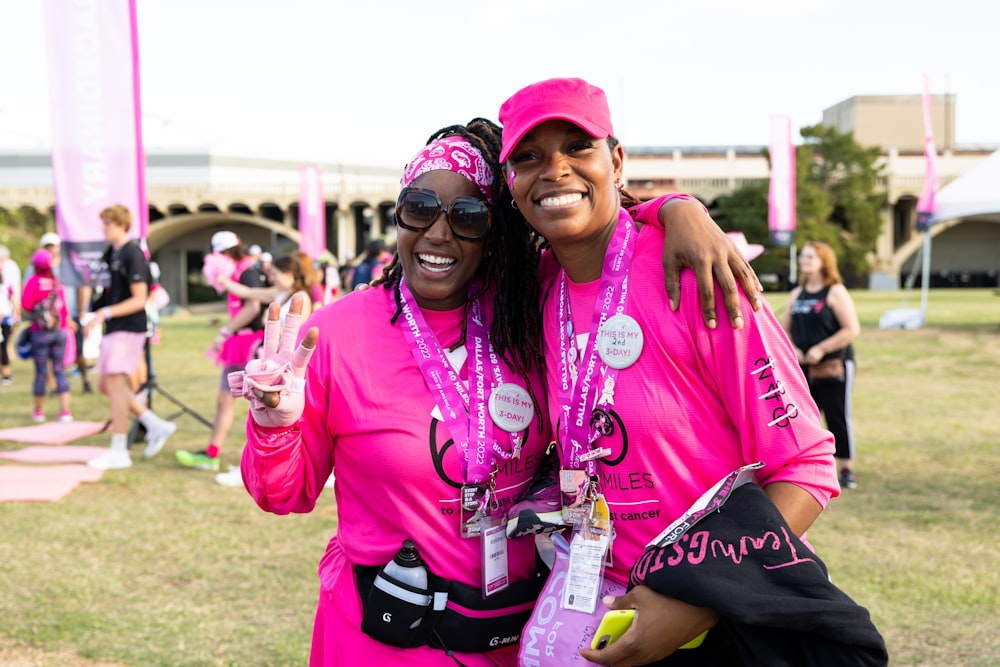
[0,464,104,502]
[0,445,108,463]
[0,420,106,445]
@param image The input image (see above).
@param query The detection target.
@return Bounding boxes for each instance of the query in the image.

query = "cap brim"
[500,112,610,163]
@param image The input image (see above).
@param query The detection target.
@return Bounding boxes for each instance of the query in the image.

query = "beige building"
[622,94,997,290]
[823,94,957,153]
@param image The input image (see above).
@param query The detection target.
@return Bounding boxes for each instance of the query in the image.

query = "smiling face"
[396,170,488,311]
[504,119,623,250]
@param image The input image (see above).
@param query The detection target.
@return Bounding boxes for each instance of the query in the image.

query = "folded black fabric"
[629,484,888,666]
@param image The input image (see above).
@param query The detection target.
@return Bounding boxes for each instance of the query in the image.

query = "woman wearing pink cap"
[228,113,769,666]
[498,79,883,665]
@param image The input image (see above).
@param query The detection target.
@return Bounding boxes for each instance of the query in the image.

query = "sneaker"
[143,421,177,458]
[82,380,93,394]
[87,449,133,470]
[215,465,244,487]
[58,411,74,423]
[175,449,220,471]
[31,410,45,423]
[839,469,858,490]
[506,454,567,538]
[1,376,12,386]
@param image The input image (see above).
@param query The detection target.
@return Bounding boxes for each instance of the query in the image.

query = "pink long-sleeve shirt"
[241,285,552,666]
[539,213,838,587]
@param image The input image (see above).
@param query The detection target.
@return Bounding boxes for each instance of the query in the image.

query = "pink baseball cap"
[31,248,53,270]
[726,232,765,262]
[498,77,615,163]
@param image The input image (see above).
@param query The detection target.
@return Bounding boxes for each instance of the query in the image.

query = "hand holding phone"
[591,609,635,650]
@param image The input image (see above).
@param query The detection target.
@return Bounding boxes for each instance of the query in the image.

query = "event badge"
[488,383,534,433]
[460,485,489,539]
[481,517,510,597]
[561,530,610,614]
[586,493,614,567]
[596,314,643,369]
[560,469,590,525]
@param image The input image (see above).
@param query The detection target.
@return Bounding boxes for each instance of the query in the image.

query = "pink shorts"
[98,331,147,376]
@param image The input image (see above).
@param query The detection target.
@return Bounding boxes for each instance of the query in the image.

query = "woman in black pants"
[781,241,862,489]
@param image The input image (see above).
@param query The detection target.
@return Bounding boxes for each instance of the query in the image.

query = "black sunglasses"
[395,187,491,241]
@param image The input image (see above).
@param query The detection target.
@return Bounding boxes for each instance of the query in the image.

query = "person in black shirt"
[85,205,176,470]
[781,241,862,489]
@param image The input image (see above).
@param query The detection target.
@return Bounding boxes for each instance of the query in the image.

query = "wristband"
[102,307,112,321]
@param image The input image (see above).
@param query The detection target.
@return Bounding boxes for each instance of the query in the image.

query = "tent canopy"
[930,149,1000,225]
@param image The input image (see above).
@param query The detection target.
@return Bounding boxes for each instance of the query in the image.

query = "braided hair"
[376,118,546,417]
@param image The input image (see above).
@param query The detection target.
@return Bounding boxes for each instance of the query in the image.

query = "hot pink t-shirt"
[241,284,552,665]
[21,275,69,331]
[539,219,838,587]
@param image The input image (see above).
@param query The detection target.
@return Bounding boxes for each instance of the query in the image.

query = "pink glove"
[228,306,314,428]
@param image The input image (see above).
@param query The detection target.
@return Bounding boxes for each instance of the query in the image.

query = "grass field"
[1,289,998,666]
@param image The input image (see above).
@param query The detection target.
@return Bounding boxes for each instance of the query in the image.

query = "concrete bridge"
[2,151,405,304]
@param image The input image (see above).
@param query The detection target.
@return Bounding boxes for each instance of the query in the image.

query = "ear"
[610,143,625,184]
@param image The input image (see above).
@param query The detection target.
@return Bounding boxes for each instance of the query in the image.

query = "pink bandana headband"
[401,136,494,204]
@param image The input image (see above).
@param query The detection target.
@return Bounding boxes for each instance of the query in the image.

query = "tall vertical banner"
[768,115,796,247]
[43,0,147,286]
[915,73,938,232]
[298,165,325,259]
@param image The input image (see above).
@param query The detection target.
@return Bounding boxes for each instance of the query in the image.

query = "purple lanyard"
[556,209,637,474]
[397,280,512,485]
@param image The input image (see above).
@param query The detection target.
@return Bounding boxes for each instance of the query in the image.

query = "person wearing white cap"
[84,205,176,470]
[176,230,268,472]
[21,232,62,286]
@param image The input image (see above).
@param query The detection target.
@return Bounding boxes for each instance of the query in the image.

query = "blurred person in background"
[349,239,387,290]
[21,248,73,423]
[85,205,176,470]
[214,252,316,487]
[176,231,268,472]
[0,245,22,385]
[781,241,862,489]
[294,250,324,306]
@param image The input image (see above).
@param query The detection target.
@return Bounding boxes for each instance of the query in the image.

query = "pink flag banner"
[298,165,326,259]
[43,0,147,286]
[768,116,796,246]
[915,74,939,232]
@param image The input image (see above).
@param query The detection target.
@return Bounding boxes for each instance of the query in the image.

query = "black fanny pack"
[356,559,546,654]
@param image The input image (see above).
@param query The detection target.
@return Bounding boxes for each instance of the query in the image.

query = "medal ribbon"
[557,209,637,474]
[397,280,513,485]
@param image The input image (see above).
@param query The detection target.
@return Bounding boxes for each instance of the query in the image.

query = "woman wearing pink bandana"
[498,79,853,666]
[229,118,761,666]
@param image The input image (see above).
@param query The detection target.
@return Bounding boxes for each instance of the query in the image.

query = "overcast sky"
[1,0,996,169]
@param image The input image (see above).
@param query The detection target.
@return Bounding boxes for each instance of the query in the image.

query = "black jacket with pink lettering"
[629,483,888,666]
